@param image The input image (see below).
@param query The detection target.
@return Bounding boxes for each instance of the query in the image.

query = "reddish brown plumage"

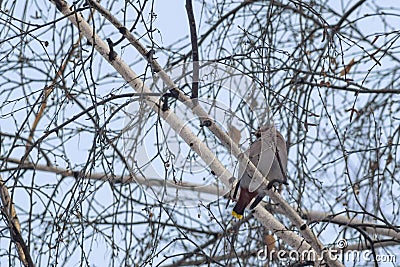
[232,187,258,218]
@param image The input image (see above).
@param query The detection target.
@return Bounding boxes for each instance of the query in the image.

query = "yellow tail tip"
[232,210,243,219]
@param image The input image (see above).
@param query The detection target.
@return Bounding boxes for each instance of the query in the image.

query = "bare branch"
[0,175,34,267]
[185,0,199,99]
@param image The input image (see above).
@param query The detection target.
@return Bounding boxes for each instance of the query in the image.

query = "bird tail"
[232,187,257,219]
[232,207,245,219]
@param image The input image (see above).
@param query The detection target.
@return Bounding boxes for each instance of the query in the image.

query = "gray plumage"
[232,125,288,219]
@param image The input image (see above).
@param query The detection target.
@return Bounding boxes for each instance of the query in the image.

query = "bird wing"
[238,138,262,188]
[267,132,288,181]
[248,135,276,192]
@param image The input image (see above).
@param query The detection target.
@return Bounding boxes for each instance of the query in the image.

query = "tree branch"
[0,157,225,196]
[49,1,344,265]
[185,0,199,99]
[0,175,34,267]
[303,210,400,241]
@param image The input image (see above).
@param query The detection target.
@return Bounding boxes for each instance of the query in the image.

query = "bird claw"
[267,179,288,190]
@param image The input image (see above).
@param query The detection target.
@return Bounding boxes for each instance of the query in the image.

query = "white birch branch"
[304,210,400,241]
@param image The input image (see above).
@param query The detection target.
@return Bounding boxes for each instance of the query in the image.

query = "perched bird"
[232,125,288,219]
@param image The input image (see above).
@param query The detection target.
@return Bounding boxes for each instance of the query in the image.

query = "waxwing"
[232,125,288,219]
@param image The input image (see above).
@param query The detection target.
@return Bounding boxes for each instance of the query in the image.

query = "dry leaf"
[340,58,355,76]
[227,125,241,144]
[387,153,393,164]
[353,183,360,195]
[249,97,258,109]
[264,234,276,253]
